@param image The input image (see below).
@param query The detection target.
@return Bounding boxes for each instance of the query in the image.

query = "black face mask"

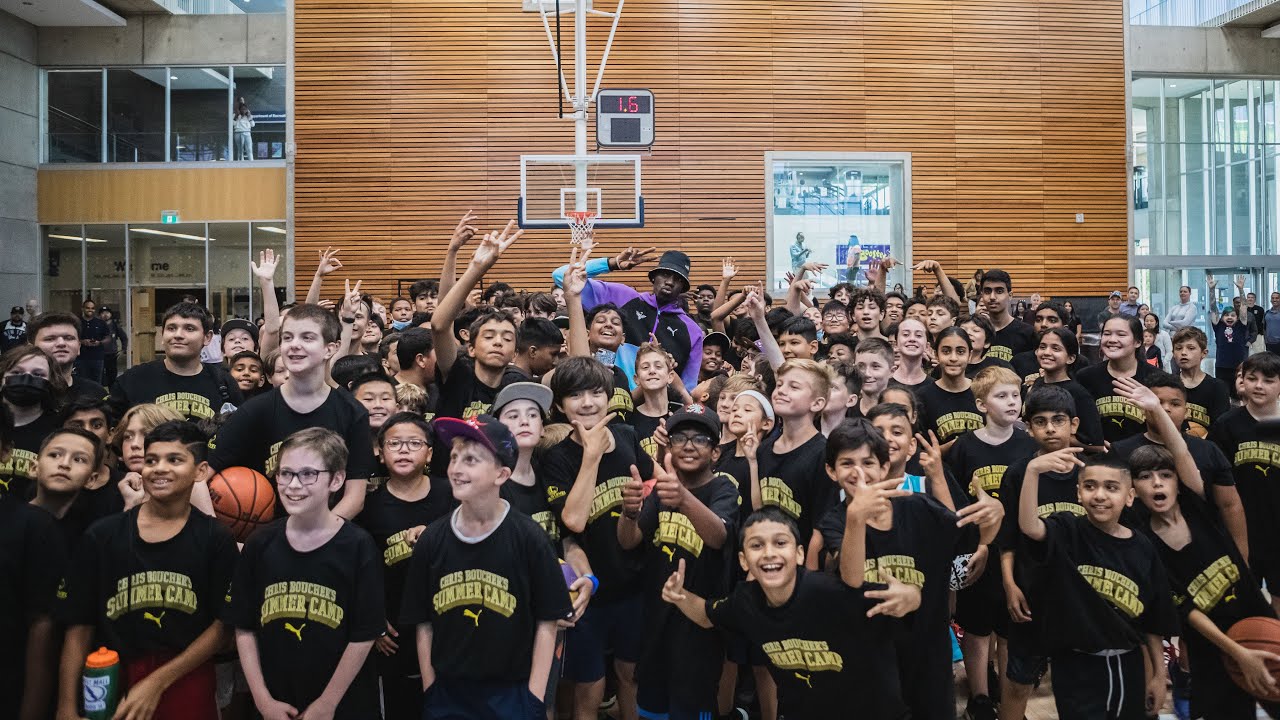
[3,374,51,407]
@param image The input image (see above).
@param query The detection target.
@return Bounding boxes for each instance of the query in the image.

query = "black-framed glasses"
[277,468,332,486]
[669,433,714,448]
[383,439,429,452]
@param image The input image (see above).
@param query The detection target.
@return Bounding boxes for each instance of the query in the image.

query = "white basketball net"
[566,211,597,246]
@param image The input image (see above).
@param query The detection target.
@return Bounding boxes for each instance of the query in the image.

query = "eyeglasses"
[383,439,429,452]
[277,468,331,486]
[1028,415,1071,429]
[669,432,714,448]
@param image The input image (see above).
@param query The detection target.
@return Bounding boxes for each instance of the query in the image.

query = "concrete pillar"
[0,10,40,311]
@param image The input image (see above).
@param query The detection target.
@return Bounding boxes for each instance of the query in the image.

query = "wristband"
[584,574,600,595]
[341,316,356,324]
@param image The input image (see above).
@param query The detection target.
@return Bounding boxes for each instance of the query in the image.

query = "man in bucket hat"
[552,247,704,390]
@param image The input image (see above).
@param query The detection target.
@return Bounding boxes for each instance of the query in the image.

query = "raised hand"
[957,484,1004,529]
[251,248,280,281]
[845,467,907,524]
[912,259,941,273]
[449,210,480,252]
[661,558,688,604]
[621,464,646,519]
[743,288,766,320]
[741,421,761,461]
[799,261,829,276]
[471,220,523,270]
[565,242,593,297]
[340,278,363,318]
[1111,375,1161,415]
[914,431,944,477]
[615,246,659,271]
[1208,276,1218,291]
[315,247,343,277]
[722,257,738,280]
[653,455,687,511]
[1235,274,1247,290]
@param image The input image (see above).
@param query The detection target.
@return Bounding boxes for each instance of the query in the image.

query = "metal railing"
[1130,0,1272,25]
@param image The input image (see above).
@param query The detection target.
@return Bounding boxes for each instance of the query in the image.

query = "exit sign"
[161,211,179,224]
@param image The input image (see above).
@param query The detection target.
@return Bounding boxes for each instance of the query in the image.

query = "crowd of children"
[6,216,1280,720]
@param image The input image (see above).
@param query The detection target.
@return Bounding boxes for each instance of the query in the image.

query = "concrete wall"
[0,11,40,309]
[1131,25,1280,75]
[38,13,285,66]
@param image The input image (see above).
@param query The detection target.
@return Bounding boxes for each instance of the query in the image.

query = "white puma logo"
[284,622,306,641]
[666,326,677,336]
[143,610,165,628]
[794,672,812,688]
[463,609,483,626]
[636,311,647,320]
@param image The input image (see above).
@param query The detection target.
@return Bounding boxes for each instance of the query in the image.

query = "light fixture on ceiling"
[48,234,107,243]
[130,228,207,241]
[171,75,178,80]
[256,226,287,234]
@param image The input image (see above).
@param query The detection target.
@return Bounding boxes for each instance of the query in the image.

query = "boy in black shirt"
[618,405,739,719]
[1,493,67,720]
[210,303,375,520]
[231,428,385,720]
[978,270,1035,362]
[29,427,103,548]
[663,505,920,719]
[541,356,653,720]
[57,421,238,720]
[29,311,107,402]
[401,415,570,719]
[110,302,243,421]
[1018,452,1178,719]
[1209,352,1280,614]
[355,412,454,720]
[1170,327,1230,438]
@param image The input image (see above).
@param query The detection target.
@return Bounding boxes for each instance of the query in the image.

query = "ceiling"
[0,0,124,26]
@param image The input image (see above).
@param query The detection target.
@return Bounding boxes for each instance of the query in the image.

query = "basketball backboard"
[518,154,644,229]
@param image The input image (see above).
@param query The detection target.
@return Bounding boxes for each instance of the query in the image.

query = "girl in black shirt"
[1077,315,1154,444]
[0,346,67,500]
[918,327,984,449]
[1031,328,1105,451]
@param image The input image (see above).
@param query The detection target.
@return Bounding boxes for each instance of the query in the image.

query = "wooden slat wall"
[293,0,1127,300]
[39,166,287,224]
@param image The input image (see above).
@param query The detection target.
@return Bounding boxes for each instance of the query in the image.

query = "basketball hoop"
[565,210,597,245]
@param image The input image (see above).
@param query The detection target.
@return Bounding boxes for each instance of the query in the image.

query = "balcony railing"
[1130,0,1272,26]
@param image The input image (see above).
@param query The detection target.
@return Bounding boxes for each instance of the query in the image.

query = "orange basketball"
[1225,616,1280,701]
[208,466,275,543]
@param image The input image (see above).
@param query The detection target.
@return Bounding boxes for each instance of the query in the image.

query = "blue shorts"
[421,679,544,720]
[563,594,645,683]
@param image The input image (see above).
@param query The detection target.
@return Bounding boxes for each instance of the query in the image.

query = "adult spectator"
[0,306,26,352]
[75,299,109,384]
[97,306,127,386]
[1266,292,1280,356]
[28,312,105,402]
[1094,290,1123,329]
[1246,290,1266,353]
[553,246,704,389]
[1118,285,1141,316]
[1165,285,1198,332]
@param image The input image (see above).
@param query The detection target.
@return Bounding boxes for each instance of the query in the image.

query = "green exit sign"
[160,211,179,224]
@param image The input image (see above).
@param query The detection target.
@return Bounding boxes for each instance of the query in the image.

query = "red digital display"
[600,94,651,114]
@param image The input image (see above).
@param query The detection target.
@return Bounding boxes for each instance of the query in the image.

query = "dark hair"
[825,332,858,354]
[282,303,342,344]
[377,333,399,361]
[517,318,564,352]
[376,411,434,447]
[468,309,518,346]
[851,287,886,313]
[778,316,818,344]
[1024,384,1077,419]
[396,328,433,369]
[764,308,795,336]
[349,371,395,396]
[332,355,382,388]
[64,395,114,427]
[410,311,432,327]
[549,356,614,402]
[1102,315,1145,363]
[1037,327,1080,366]
[390,296,413,309]
[1081,454,1132,482]
[28,312,81,341]
[1241,352,1280,380]
[821,300,849,318]
[0,345,67,408]
[854,336,895,363]
[925,294,960,318]
[702,374,729,410]
[452,307,484,343]
[481,282,514,304]
[696,284,717,295]
[867,400,915,431]
[525,292,559,317]
[1145,313,1161,333]
[1033,301,1067,325]
[934,325,973,350]
[1170,326,1207,351]
[161,302,213,334]
[961,314,996,351]
[1143,368,1185,396]
[828,359,864,395]
[829,282,854,300]
[885,291,910,309]
[40,426,106,469]
[585,302,622,327]
[144,420,211,464]
[825,417,889,466]
[980,269,1012,292]
[732,316,760,346]
[408,279,439,301]
[738,507,802,546]
[1129,444,1176,477]
[229,350,264,368]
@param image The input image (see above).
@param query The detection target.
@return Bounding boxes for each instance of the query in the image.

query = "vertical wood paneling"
[293,0,1127,299]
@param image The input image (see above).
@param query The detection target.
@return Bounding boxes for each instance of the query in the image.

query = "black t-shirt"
[542,425,654,602]
[916,383,984,444]
[637,473,739,600]
[714,442,754,522]
[0,412,60,500]
[947,429,1038,503]
[1184,375,1231,436]
[630,409,669,464]
[1110,433,1234,512]
[73,468,126,524]
[1209,406,1280,556]
[501,466,561,542]
[228,520,384,719]
[1029,377,1105,447]
[209,387,376,504]
[0,498,69,719]
[109,360,243,421]
[989,319,1035,363]
[965,355,1015,380]
[1031,514,1178,653]
[607,365,635,424]
[399,506,572,683]
[1010,350,1041,388]
[706,569,907,720]
[997,456,1085,554]
[57,508,238,660]
[355,476,455,625]
[1076,362,1155,443]
[755,432,837,544]
[67,376,107,403]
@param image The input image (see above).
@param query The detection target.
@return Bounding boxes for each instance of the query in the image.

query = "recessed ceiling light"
[257,226,287,234]
[48,233,106,243]
[1170,84,1177,88]
[171,76,178,80]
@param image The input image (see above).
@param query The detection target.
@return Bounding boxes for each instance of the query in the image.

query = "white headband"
[736,390,775,421]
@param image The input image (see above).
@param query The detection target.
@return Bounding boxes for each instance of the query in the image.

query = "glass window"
[46,71,102,163]
[251,223,289,320]
[43,226,87,313]
[766,154,910,295]
[208,222,251,326]
[171,67,232,162]
[107,69,166,162]
[232,66,287,160]
[129,224,207,359]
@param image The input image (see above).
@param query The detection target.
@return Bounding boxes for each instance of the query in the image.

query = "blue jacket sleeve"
[551,257,613,289]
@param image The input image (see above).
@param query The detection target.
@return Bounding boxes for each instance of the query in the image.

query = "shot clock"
[596,88,655,148]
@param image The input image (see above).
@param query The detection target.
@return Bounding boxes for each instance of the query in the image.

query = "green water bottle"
[82,646,121,720]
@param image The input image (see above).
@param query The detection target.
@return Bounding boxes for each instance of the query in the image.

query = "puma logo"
[1224,588,1238,604]
[463,609,483,627]
[611,511,621,518]
[666,326,676,336]
[284,622,306,641]
[143,611,165,628]
[661,545,675,562]
[1257,465,1272,477]
[0,478,10,492]
[1111,418,1125,428]
[794,672,812,688]
[636,311,647,321]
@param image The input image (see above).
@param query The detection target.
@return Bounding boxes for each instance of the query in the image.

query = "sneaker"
[721,709,749,720]
[965,694,997,720]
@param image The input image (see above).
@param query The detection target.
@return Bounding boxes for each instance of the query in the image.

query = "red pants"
[125,654,218,720]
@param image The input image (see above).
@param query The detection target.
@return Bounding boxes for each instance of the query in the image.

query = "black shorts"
[955,567,1008,638]
[564,594,646,683]
[422,679,544,720]
[1050,650,1144,720]
[636,613,724,719]
[1003,622,1048,687]
[897,633,957,720]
